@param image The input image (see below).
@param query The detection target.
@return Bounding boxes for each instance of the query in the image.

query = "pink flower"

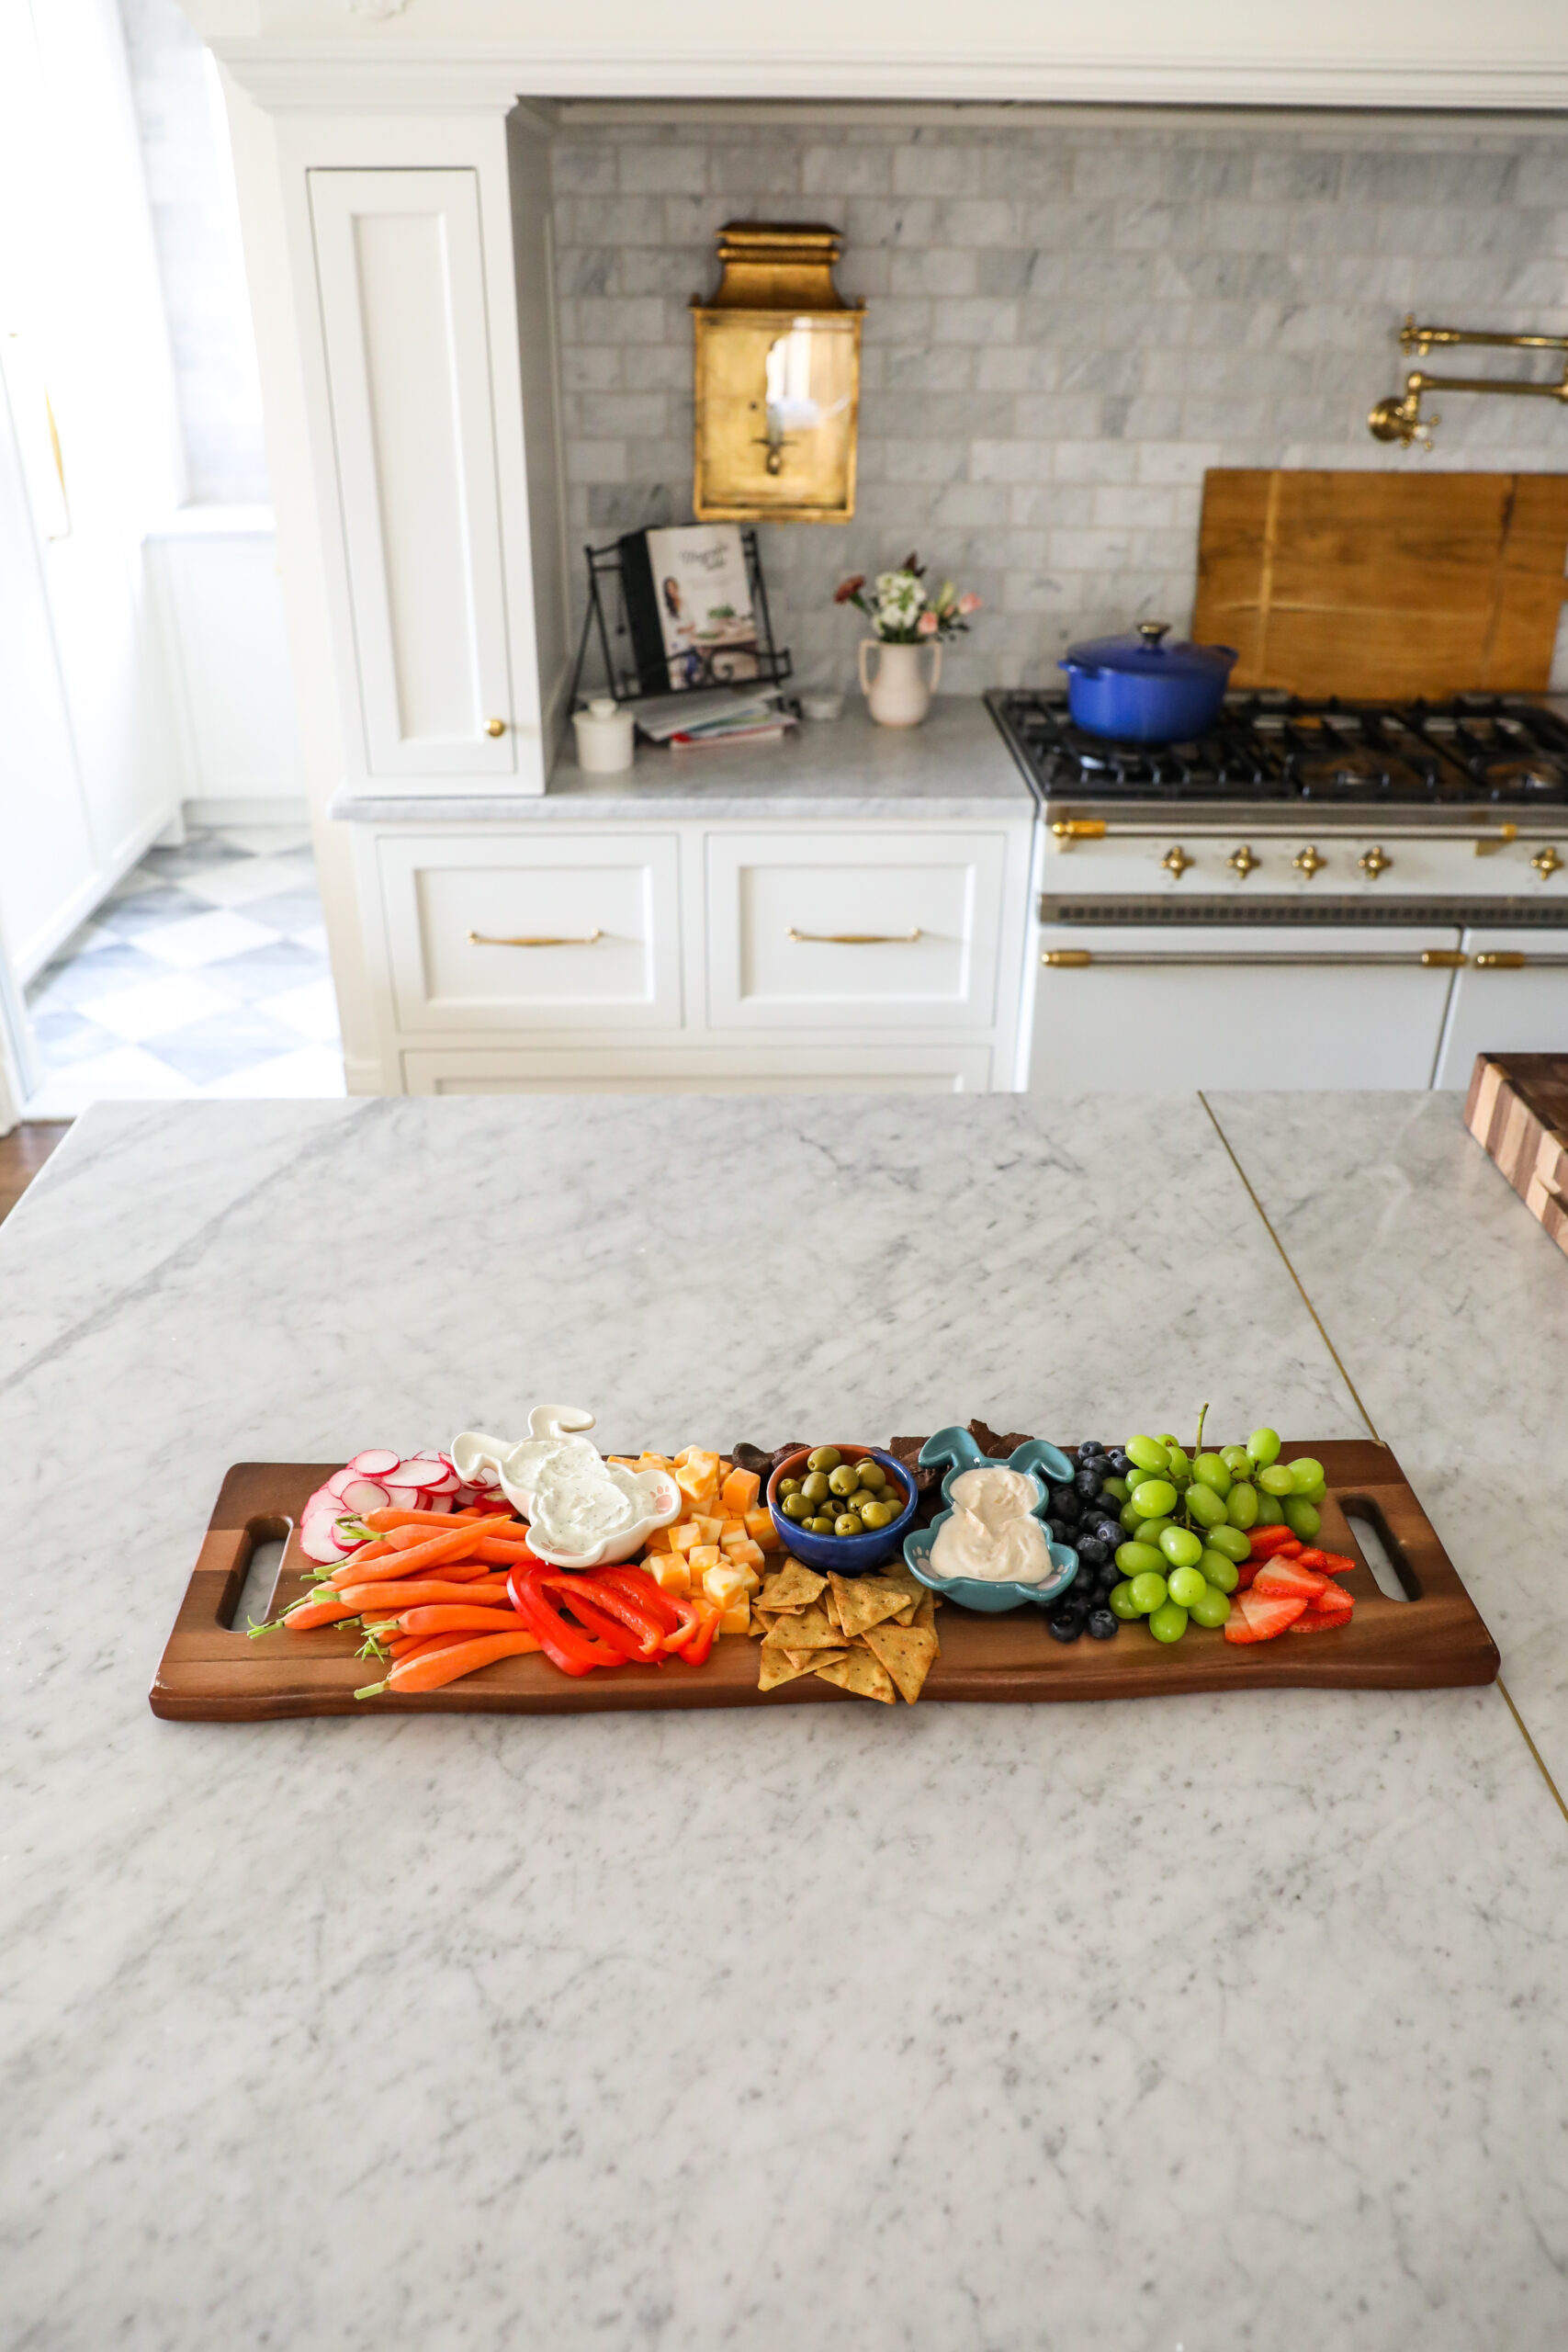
[916,609,939,636]
[833,575,866,605]
[957,593,982,616]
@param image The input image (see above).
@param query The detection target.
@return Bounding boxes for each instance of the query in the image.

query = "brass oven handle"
[1473,951,1568,968]
[1043,949,1467,969]
[468,928,604,947]
[787,926,922,944]
[1053,820,1522,849]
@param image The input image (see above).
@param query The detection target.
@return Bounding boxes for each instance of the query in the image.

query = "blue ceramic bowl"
[901,1426,1081,1611]
[767,1445,919,1574]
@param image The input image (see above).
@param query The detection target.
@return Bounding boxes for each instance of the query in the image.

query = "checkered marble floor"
[24,825,345,1114]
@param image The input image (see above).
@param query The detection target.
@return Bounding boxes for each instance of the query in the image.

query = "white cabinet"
[378,831,682,1033]
[1434,928,1568,1087]
[309,170,518,782]
[705,829,1006,1031]
[1032,922,1463,1091]
[402,1044,992,1094]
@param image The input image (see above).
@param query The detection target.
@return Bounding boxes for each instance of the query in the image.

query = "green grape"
[1221,1444,1253,1476]
[1282,1497,1321,1539]
[1125,1435,1169,1474]
[1158,1525,1203,1571]
[1167,1565,1207,1610]
[1226,1481,1258,1530]
[1199,1549,1239,1594]
[1192,1453,1232,1498]
[1135,1517,1173,1547]
[1289,1457,1325,1493]
[1189,1586,1232,1630]
[1164,1444,1191,1482]
[1253,1493,1287,1526]
[1184,1483,1226,1530]
[1148,1600,1189,1644]
[1100,1475,1130,1503]
[1247,1426,1281,1468]
[1129,1477,1178,1518]
[1120,1500,1145,1535]
[1116,1540,1165,1577]
[1129,1569,1168,1614]
[1156,1432,1180,1449]
[1204,1523,1251,1564]
[1108,1578,1143,1622]
[1258,1464,1296,1497]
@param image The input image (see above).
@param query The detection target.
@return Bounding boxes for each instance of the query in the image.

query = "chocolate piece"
[770,1440,810,1469]
[886,1436,939,1493]
[731,1442,774,1479]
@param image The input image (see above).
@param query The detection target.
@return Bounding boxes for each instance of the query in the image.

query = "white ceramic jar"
[859,639,942,729]
[571,696,636,774]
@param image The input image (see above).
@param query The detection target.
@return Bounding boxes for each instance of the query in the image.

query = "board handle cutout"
[221,1515,294,1631]
[1341,1502,1416,1602]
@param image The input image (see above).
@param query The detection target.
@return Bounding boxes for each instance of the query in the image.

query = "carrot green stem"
[354,1679,389,1700]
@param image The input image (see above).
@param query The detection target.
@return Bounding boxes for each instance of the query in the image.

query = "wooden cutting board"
[149,1442,1497,1720]
[1465,1050,1568,1260]
[1192,469,1568,698]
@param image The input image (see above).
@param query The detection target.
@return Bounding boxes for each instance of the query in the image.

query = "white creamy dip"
[451,1407,680,1566]
[930,1464,1054,1585]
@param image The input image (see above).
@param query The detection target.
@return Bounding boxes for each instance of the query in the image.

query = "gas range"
[987,687,1568,818]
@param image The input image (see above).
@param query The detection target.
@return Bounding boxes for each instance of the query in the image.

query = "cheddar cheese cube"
[703,1560,749,1611]
[669,1522,701,1555]
[689,1544,723,1577]
[693,1515,725,1546]
[718,1601,750,1638]
[720,1467,761,1517]
[722,1537,765,1574]
[744,1508,780,1550]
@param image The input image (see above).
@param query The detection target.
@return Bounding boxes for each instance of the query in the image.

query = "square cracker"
[815,1650,897,1703]
[761,1605,840,1651]
[760,1562,825,1611]
[759,1646,842,1691]
[863,1623,939,1704]
[830,1574,910,1641]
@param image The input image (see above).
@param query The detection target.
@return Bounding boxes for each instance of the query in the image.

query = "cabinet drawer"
[706,830,1006,1031]
[402,1044,992,1094]
[378,834,681,1033]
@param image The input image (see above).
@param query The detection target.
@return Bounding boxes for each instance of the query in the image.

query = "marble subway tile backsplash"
[551,116,1568,694]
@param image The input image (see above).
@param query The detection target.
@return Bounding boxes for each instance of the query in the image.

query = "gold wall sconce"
[691,223,863,524]
[1370,314,1568,451]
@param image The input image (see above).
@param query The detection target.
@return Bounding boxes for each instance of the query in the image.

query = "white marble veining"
[3,1094,1566,2350]
[1209,1088,1568,1798]
[328,696,1030,825]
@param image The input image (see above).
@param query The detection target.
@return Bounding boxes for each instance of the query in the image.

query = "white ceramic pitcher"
[859,639,942,729]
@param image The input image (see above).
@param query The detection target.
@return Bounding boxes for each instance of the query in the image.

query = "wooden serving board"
[1465,1050,1568,1261]
[150,1442,1497,1720]
[1191,468,1568,698]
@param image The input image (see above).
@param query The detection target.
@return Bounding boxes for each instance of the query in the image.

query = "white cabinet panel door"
[707,830,1006,1031]
[310,170,513,779]
[401,1045,992,1094]
[1435,930,1568,1087]
[379,833,682,1033]
[1032,924,1462,1091]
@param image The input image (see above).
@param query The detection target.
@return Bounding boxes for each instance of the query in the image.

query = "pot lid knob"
[1136,620,1171,649]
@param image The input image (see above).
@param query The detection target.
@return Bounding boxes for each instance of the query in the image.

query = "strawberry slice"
[1247,1527,1303,1556]
[1224,1589,1308,1643]
[1307,1586,1354,1623]
[1255,1556,1329,1601]
[1294,1547,1332,1571]
[1316,1551,1357,1577]
[1234,1560,1258,1591]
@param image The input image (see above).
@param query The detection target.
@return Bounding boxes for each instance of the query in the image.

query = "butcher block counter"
[2,1091,1566,2350]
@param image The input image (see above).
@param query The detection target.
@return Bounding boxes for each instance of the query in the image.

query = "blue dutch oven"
[1060,620,1236,744]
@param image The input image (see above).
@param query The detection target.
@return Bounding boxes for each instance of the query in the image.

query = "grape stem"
[1192,1401,1210,1458]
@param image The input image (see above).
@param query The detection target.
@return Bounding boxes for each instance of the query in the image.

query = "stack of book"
[626,687,797,754]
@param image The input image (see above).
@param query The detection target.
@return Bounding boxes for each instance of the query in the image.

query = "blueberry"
[1043,1518,1071,1544]
[1076,1534,1110,1568]
[1086,1607,1119,1641]
[1077,1440,1105,1459]
[1106,1449,1133,1478]
[1093,1516,1124,1549]
[1049,1487,1082,1524]
[1073,1467,1103,1500]
[1046,1607,1085,1643]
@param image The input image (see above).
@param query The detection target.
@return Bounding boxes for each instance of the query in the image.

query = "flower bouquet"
[833,553,980,728]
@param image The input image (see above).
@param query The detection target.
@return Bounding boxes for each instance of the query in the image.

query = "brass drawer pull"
[468,928,604,948]
[485,718,507,738]
[786,926,922,944]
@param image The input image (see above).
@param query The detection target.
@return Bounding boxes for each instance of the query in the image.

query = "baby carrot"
[362,1507,492,1532]
[247,1592,361,1636]
[387,1604,528,1638]
[469,1532,538,1566]
[328,1521,483,1591]
[356,1628,542,1698]
[332,1575,514,1610]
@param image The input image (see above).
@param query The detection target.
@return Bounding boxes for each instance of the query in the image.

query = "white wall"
[146,514,307,819]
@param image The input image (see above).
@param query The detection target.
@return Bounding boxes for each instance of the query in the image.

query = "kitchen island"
[3,1091,1566,2350]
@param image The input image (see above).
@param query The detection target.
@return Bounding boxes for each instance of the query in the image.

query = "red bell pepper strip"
[547,1585,649,1661]
[674,1599,720,1667]
[536,1569,668,1660]
[506,1566,623,1677]
[598,1565,683,1634]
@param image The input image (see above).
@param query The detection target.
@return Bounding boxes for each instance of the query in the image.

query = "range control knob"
[1292,844,1326,879]
[1359,843,1393,880]
[1161,845,1193,878]
[1531,844,1562,879]
[1226,844,1259,879]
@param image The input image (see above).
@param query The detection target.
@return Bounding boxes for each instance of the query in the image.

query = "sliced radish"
[301,1510,350,1564]
[348,1448,400,1478]
[336,1477,389,1514]
[390,1457,448,1490]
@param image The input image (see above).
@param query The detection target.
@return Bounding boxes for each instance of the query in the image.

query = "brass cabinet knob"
[1160,845,1193,878]
[1359,844,1393,879]
[1292,844,1326,878]
[1226,844,1259,878]
[1531,844,1562,878]
[485,718,507,738]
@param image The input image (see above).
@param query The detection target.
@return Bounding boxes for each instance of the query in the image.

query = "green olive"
[777,1477,801,1498]
[800,1471,831,1505]
[858,1500,893,1530]
[829,1463,860,1498]
[782,1492,811,1521]
[807,1446,842,1475]
[834,1512,864,1539]
[855,1461,886,1492]
[805,1515,836,1535]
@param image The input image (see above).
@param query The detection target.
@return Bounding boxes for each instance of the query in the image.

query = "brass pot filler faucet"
[1370,315,1568,451]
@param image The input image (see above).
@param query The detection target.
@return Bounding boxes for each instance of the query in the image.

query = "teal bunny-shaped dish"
[903,1425,1080,1611]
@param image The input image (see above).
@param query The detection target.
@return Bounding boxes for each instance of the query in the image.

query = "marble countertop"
[4,1091,1567,2350]
[329,695,1032,824]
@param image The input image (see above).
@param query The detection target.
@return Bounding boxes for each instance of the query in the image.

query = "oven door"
[1433,927,1568,1087]
[1032,921,1464,1091]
